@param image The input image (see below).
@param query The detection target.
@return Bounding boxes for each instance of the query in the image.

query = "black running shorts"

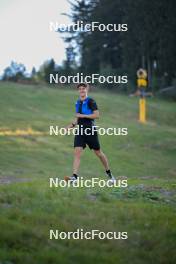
[74,132,100,150]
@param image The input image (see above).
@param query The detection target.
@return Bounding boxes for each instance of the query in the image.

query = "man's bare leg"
[73,147,83,175]
[65,147,83,182]
[93,149,115,180]
[93,149,109,170]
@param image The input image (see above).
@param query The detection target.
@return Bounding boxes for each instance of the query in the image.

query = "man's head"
[77,83,89,98]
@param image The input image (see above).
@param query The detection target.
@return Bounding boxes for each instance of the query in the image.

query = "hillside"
[0,82,176,264]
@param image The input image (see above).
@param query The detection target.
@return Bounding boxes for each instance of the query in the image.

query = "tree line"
[1,59,72,84]
[1,0,176,97]
[62,0,176,92]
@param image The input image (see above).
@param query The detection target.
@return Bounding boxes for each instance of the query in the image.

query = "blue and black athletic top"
[75,97,98,126]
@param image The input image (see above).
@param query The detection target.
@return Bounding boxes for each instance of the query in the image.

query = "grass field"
[0,82,176,264]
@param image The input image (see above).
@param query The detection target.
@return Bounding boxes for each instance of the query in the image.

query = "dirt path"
[0,176,31,184]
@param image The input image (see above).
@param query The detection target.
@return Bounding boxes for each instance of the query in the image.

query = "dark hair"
[77,83,88,89]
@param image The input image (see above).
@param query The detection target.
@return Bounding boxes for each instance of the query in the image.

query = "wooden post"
[139,98,146,123]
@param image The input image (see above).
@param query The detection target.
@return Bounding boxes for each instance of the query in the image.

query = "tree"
[2,61,26,82]
[37,59,56,83]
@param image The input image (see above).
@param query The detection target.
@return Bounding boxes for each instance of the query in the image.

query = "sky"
[0,0,71,75]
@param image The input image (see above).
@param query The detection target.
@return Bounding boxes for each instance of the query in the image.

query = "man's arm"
[76,110,99,119]
[65,118,78,130]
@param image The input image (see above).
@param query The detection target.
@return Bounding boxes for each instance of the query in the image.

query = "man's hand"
[76,113,85,118]
[76,110,99,119]
[65,118,78,130]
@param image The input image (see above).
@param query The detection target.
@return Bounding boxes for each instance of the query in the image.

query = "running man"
[66,83,115,183]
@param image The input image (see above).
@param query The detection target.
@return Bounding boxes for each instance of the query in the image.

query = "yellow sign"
[137,78,147,88]
[137,68,147,79]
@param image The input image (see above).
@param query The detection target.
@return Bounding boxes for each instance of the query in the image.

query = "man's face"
[78,86,87,98]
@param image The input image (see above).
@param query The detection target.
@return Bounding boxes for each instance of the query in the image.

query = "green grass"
[0,82,176,264]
